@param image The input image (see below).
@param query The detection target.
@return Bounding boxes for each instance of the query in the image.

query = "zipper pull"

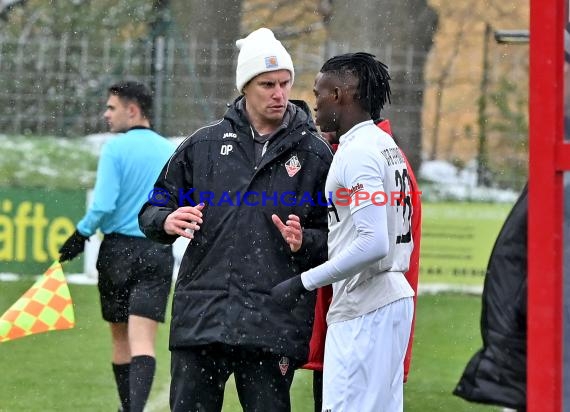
[261,141,269,157]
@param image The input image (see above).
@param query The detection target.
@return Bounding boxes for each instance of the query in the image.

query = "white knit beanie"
[235,28,295,93]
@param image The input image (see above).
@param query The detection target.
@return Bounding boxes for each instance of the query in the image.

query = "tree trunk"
[165,0,242,136]
[324,0,438,171]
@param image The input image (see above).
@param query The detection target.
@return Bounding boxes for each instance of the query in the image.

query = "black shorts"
[96,233,173,323]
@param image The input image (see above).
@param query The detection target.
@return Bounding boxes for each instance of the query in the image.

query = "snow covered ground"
[419,159,520,203]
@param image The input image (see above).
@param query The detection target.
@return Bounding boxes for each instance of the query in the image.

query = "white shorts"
[321,297,414,412]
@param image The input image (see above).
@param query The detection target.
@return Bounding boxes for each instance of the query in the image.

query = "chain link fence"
[0,33,528,189]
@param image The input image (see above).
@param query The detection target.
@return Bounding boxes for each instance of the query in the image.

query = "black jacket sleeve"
[453,183,528,410]
[139,204,178,244]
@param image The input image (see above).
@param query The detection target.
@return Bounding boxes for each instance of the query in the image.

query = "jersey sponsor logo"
[285,155,301,177]
[222,132,237,139]
[278,356,290,376]
[348,182,364,197]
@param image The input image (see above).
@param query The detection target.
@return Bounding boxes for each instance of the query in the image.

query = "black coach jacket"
[453,184,527,410]
[139,97,333,361]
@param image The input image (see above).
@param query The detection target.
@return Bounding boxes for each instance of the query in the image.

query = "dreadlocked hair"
[320,52,391,120]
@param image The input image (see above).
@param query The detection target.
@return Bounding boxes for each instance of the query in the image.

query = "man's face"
[313,72,338,133]
[103,94,130,133]
[243,70,292,125]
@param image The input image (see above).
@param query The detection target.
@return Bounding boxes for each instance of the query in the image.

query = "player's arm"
[301,203,389,289]
[59,143,119,262]
[271,146,388,306]
[271,204,389,307]
[76,142,121,236]
[301,145,390,288]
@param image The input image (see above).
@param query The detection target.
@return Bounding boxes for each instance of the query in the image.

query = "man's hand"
[59,230,89,262]
[164,204,205,240]
[272,214,303,252]
[271,275,308,311]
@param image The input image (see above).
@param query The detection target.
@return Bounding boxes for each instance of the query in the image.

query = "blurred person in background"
[58,81,175,412]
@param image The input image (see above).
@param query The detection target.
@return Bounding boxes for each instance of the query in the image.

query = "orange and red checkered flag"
[0,261,75,343]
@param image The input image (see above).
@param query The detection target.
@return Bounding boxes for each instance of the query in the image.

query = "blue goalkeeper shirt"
[77,127,175,237]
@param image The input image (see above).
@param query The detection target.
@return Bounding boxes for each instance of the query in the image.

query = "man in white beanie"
[139,27,333,411]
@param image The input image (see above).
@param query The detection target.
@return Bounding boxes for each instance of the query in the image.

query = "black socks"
[112,362,131,412]
[112,356,156,412]
[129,355,156,412]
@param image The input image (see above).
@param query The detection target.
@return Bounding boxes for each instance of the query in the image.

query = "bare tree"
[166,0,242,134]
[321,0,438,171]
[242,0,324,39]
[428,4,475,160]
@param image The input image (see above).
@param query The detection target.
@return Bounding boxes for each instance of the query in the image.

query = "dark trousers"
[170,344,299,412]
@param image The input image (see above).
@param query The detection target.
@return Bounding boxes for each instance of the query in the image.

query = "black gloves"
[59,230,89,262]
[270,275,308,311]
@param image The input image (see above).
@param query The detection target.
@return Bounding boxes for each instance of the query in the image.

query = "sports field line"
[417,282,482,295]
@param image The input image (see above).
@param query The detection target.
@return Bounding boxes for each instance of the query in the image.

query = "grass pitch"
[0,282,501,411]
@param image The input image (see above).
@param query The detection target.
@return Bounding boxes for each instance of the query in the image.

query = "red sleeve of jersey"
[302,285,333,370]
[377,118,422,382]
[403,154,422,383]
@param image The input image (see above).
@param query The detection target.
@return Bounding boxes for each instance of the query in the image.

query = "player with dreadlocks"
[271,52,416,411]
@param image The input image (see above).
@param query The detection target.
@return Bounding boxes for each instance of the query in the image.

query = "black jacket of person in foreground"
[139,97,333,361]
[454,184,528,411]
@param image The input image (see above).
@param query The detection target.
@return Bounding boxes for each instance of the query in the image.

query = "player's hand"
[164,204,205,240]
[270,275,308,311]
[59,230,89,262]
[272,214,303,252]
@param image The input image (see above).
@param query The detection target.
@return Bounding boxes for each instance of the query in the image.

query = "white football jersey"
[324,120,415,323]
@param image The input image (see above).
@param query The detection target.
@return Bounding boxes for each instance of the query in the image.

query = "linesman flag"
[0,261,75,343]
